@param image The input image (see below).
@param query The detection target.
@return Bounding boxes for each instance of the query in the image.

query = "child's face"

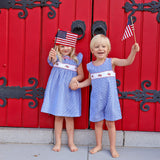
[91,39,109,60]
[59,45,72,56]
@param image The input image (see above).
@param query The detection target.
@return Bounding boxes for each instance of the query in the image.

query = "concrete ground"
[0,144,160,160]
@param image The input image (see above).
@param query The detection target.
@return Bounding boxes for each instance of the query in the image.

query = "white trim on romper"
[91,70,115,80]
[53,62,77,71]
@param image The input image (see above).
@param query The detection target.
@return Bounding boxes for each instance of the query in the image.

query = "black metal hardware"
[0,0,61,19]
[0,77,44,109]
[1,77,160,112]
[117,80,160,112]
[123,0,160,23]
[91,21,107,36]
[71,20,86,40]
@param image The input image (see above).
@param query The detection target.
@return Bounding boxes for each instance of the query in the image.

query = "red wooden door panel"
[0,9,8,126]
[122,0,142,131]
[91,0,160,132]
[156,24,160,131]
[139,0,158,131]
[0,0,92,129]
[7,9,25,127]
[23,7,41,128]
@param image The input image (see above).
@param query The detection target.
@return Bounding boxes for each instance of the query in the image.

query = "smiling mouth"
[98,52,104,54]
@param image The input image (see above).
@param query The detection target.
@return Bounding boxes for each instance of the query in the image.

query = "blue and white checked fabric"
[87,58,122,122]
[41,53,83,117]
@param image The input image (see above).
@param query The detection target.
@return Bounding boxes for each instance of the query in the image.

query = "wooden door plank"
[122,0,142,131]
[22,7,41,127]
[0,9,8,126]
[155,24,160,131]
[7,9,25,127]
[74,0,92,129]
[139,0,158,131]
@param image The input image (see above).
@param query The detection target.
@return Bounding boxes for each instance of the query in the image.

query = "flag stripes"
[122,17,134,41]
[55,30,78,48]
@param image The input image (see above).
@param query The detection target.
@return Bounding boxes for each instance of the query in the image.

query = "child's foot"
[68,143,78,152]
[52,143,61,152]
[89,146,102,154]
[110,149,119,158]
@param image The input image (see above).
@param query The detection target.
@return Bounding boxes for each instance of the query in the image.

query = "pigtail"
[70,48,79,64]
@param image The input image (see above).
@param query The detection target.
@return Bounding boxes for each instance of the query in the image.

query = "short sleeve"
[87,62,95,74]
[87,62,91,73]
[77,52,83,66]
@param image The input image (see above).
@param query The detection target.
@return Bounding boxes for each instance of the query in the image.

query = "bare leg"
[90,120,103,154]
[52,116,64,152]
[65,117,78,152]
[105,121,119,158]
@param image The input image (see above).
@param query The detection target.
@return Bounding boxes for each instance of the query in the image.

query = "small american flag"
[122,17,134,41]
[55,30,78,48]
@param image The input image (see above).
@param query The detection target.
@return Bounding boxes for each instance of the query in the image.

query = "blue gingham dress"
[87,58,122,122]
[41,53,83,117]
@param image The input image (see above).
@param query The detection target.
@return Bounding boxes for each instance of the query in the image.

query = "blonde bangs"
[55,45,79,64]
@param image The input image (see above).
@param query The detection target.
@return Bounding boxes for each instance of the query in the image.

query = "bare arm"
[73,63,84,81]
[112,43,140,68]
[69,63,84,89]
[78,74,91,88]
[69,74,91,90]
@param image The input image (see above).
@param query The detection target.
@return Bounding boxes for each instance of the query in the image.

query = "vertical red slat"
[74,0,92,129]
[22,8,41,127]
[90,0,110,129]
[155,23,160,131]
[122,0,142,131]
[93,0,109,22]
[39,6,58,128]
[139,0,158,131]
[0,9,8,126]
[7,9,25,127]
[58,0,75,30]
[108,0,125,130]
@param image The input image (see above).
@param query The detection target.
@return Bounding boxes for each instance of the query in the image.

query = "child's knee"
[95,121,103,128]
[105,121,115,129]
[55,116,64,122]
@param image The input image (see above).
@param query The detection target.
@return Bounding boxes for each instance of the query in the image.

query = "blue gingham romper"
[87,58,122,122]
[41,53,83,117]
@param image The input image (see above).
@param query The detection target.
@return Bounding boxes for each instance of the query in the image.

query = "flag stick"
[54,29,59,48]
[131,16,137,43]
